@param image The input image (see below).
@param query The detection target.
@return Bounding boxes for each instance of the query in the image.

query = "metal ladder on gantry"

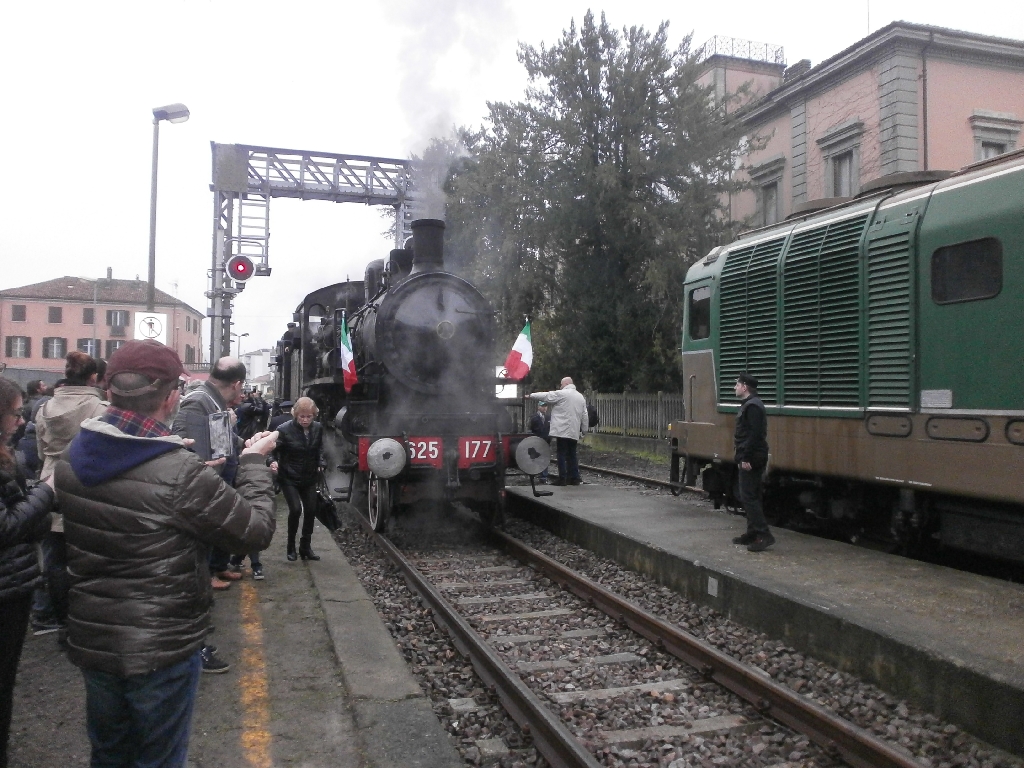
[207,143,415,362]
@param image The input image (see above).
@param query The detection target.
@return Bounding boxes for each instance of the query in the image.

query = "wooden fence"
[587,391,685,439]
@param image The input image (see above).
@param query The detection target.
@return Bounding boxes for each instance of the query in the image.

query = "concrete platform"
[7,498,460,768]
[507,483,1024,756]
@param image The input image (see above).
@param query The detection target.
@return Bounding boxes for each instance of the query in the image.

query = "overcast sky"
[3,0,1023,361]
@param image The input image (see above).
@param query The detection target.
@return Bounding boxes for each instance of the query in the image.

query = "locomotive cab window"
[931,238,1003,304]
[688,285,712,340]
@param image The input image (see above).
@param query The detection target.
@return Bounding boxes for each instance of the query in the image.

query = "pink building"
[0,274,204,382]
[699,23,1024,226]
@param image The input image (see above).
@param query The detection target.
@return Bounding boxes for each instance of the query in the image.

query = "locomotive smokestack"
[410,218,445,274]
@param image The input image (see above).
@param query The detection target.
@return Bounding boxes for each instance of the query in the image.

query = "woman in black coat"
[0,377,54,766]
[272,397,325,561]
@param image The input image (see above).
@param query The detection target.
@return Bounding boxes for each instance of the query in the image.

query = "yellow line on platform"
[238,580,272,768]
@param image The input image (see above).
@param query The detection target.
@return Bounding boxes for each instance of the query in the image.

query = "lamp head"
[152,103,190,124]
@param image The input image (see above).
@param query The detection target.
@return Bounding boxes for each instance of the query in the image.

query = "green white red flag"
[339,315,358,392]
[503,322,533,381]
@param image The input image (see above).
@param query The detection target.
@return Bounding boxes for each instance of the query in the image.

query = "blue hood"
[68,422,182,487]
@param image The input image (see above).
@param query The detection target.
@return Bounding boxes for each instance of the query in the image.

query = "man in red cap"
[54,340,278,767]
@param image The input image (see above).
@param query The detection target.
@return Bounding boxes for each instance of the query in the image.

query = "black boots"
[286,539,297,561]
[299,537,320,561]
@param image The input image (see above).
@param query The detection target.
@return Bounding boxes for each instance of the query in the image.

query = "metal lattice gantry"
[207,142,414,362]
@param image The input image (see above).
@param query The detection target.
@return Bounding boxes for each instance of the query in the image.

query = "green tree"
[447,11,748,392]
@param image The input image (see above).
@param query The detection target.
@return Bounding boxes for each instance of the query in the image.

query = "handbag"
[314,471,340,531]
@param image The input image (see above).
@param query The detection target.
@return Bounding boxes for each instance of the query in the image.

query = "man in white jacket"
[529,377,587,485]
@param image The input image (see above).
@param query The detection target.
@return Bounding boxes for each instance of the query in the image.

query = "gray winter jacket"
[529,384,587,440]
[56,417,275,676]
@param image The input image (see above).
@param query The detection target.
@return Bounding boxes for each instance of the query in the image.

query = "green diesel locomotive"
[669,150,1024,561]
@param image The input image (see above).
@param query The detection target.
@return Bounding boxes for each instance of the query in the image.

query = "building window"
[817,119,863,198]
[932,238,1002,304]
[981,142,1006,160]
[77,338,99,355]
[83,308,95,324]
[185,344,195,364]
[5,336,30,358]
[760,182,779,226]
[969,111,1022,162]
[747,154,786,226]
[105,340,126,358]
[11,305,26,322]
[48,306,63,324]
[42,337,67,359]
[832,151,854,197]
[106,309,130,327]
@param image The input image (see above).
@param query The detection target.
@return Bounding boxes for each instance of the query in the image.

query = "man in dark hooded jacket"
[55,341,277,768]
[732,373,774,552]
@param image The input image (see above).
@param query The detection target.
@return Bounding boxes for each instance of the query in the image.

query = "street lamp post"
[147,103,190,312]
[236,332,249,357]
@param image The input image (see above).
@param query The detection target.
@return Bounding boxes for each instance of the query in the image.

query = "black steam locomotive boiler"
[274,219,544,530]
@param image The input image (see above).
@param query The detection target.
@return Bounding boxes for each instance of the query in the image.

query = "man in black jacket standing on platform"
[732,373,774,552]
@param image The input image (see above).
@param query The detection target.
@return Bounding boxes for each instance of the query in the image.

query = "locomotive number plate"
[458,436,496,468]
[408,437,443,468]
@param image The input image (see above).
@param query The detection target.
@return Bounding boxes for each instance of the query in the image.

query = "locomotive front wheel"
[368,473,391,532]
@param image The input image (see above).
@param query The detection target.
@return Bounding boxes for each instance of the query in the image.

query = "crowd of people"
[0,341,775,767]
[0,342,326,768]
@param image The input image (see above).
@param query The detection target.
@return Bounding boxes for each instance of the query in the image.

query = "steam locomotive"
[669,150,1024,562]
[274,219,544,531]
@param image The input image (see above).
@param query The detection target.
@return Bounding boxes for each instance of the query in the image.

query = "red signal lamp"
[225,255,255,282]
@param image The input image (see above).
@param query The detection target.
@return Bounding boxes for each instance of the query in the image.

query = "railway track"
[353,513,919,768]
[576,462,694,494]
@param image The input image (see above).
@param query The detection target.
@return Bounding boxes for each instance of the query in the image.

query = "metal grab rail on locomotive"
[669,151,1024,562]
[272,219,549,531]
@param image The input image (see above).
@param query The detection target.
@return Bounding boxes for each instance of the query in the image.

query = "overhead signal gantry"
[207,143,415,362]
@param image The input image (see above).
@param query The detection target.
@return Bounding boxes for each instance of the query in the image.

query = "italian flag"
[339,315,358,392]
[503,322,533,381]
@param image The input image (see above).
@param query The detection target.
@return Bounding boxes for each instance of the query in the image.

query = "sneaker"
[32,619,64,636]
[747,532,776,552]
[732,532,757,545]
[226,562,243,573]
[568,478,582,485]
[201,646,230,674]
[252,566,264,581]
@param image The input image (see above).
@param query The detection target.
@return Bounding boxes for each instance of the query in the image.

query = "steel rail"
[577,462,703,494]
[353,513,602,768]
[494,530,920,768]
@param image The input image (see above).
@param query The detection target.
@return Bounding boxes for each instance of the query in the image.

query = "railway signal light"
[225,255,255,282]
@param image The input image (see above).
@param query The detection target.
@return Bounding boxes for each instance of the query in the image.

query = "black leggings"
[281,481,318,545]
[0,594,32,768]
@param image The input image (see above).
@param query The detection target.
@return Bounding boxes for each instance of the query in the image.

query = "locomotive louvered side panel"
[782,228,827,404]
[781,214,867,406]
[744,239,784,404]
[817,215,867,406]
[717,245,755,402]
[866,231,912,407]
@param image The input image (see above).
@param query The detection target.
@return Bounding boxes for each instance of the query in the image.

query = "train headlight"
[367,438,406,478]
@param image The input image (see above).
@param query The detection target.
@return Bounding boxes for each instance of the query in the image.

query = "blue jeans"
[82,651,202,768]
[555,437,580,482]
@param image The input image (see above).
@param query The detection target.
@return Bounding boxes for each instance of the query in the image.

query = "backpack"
[586,403,600,429]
